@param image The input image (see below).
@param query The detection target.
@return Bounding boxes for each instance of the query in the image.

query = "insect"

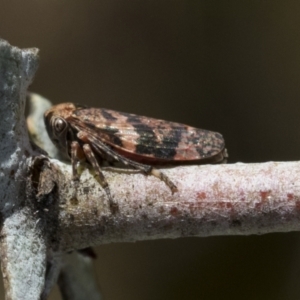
[44,103,227,211]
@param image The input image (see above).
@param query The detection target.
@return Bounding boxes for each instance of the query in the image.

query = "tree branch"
[45,158,300,251]
[0,39,45,300]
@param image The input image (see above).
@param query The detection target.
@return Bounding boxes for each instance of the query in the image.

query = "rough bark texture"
[52,160,300,251]
[0,39,45,300]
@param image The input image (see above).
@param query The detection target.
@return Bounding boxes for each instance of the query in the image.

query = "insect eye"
[54,118,66,133]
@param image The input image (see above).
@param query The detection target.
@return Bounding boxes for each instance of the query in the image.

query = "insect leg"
[87,137,150,171]
[101,167,142,173]
[71,141,85,181]
[82,143,117,212]
[88,136,178,194]
[150,168,178,194]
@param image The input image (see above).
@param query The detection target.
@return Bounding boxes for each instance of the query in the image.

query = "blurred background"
[1,1,300,299]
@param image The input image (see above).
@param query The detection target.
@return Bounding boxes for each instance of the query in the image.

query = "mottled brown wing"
[68,107,225,163]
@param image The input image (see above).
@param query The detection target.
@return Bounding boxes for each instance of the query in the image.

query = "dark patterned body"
[44,103,227,211]
[62,105,226,163]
